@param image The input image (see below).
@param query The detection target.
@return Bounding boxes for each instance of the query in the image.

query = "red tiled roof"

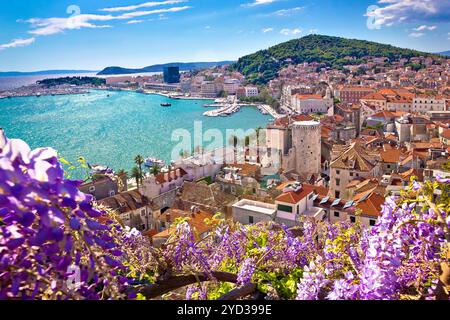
[276,184,314,204]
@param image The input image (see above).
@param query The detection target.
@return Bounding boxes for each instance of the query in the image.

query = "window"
[336,179,340,186]
[277,204,293,213]
[308,193,314,200]
[336,170,340,175]
[249,216,254,224]
[350,172,353,177]
[350,216,356,223]
[334,211,340,218]
[335,191,340,198]
[141,209,146,217]
[370,219,376,226]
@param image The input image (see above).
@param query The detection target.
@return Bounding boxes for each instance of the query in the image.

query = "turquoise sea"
[0,90,272,174]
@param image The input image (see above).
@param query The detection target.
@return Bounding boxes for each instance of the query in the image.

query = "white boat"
[144,157,166,168]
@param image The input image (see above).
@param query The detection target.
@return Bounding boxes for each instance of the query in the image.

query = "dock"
[203,100,283,118]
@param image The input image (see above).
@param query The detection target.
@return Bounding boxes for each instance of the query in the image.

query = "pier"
[203,97,283,118]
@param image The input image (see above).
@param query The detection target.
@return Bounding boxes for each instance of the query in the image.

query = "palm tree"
[149,165,161,176]
[134,154,144,181]
[117,169,128,178]
[131,166,142,188]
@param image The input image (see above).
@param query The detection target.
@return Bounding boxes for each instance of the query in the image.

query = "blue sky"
[0,0,449,71]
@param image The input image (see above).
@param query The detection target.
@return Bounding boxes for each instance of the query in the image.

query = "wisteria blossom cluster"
[0,130,155,299]
[1,130,449,300]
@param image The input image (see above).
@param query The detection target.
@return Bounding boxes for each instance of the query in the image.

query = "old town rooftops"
[330,142,379,171]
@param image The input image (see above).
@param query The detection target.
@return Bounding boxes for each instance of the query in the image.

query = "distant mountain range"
[232,34,439,84]
[0,70,98,77]
[438,51,450,56]
[97,61,235,75]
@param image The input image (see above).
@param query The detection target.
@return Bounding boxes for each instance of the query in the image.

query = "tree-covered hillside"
[232,34,436,84]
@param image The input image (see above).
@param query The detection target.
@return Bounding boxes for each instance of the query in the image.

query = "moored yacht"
[144,157,166,168]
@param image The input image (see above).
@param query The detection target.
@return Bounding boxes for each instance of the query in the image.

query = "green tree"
[149,165,161,176]
[131,166,143,188]
[134,155,144,181]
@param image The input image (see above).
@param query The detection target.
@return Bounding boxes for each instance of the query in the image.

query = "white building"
[412,95,448,113]
[274,182,325,226]
[223,79,241,95]
[140,168,188,199]
[232,199,277,225]
[244,86,259,97]
[291,94,333,114]
[231,182,325,227]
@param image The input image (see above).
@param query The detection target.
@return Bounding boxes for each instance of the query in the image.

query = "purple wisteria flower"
[237,258,256,286]
[0,130,134,299]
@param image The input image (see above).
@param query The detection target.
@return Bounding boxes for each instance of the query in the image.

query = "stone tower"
[291,121,321,178]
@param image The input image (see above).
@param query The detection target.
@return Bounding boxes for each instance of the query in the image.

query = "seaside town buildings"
[69,53,450,246]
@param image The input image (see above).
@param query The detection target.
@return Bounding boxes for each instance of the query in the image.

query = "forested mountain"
[232,34,436,84]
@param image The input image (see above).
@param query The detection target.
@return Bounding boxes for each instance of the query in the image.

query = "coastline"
[1,85,281,119]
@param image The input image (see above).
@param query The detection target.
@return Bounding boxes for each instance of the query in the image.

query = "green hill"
[232,34,436,84]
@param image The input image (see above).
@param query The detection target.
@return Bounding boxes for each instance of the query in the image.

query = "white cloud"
[0,37,35,50]
[26,6,191,36]
[367,0,450,28]
[101,0,187,12]
[409,32,425,38]
[272,7,305,16]
[262,27,274,33]
[27,14,114,36]
[127,20,145,24]
[280,28,302,36]
[115,6,191,19]
[413,25,437,31]
[243,0,278,8]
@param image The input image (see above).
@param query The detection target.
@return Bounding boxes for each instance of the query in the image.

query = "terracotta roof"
[275,184,314,204]
[98,190,147,213]
[153,210,214,239]
[304,183,329,196]
[330,142,379,172]
[371,111,396,119]
[379,149,403,163]
[399,168,423,181]
[270,114,313,128]
[361,92,386,101]
[295,94,323,100]
[155,168,188,184]
[226,163,260,177]
[441,129,450,140]
[353,190,385,218]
